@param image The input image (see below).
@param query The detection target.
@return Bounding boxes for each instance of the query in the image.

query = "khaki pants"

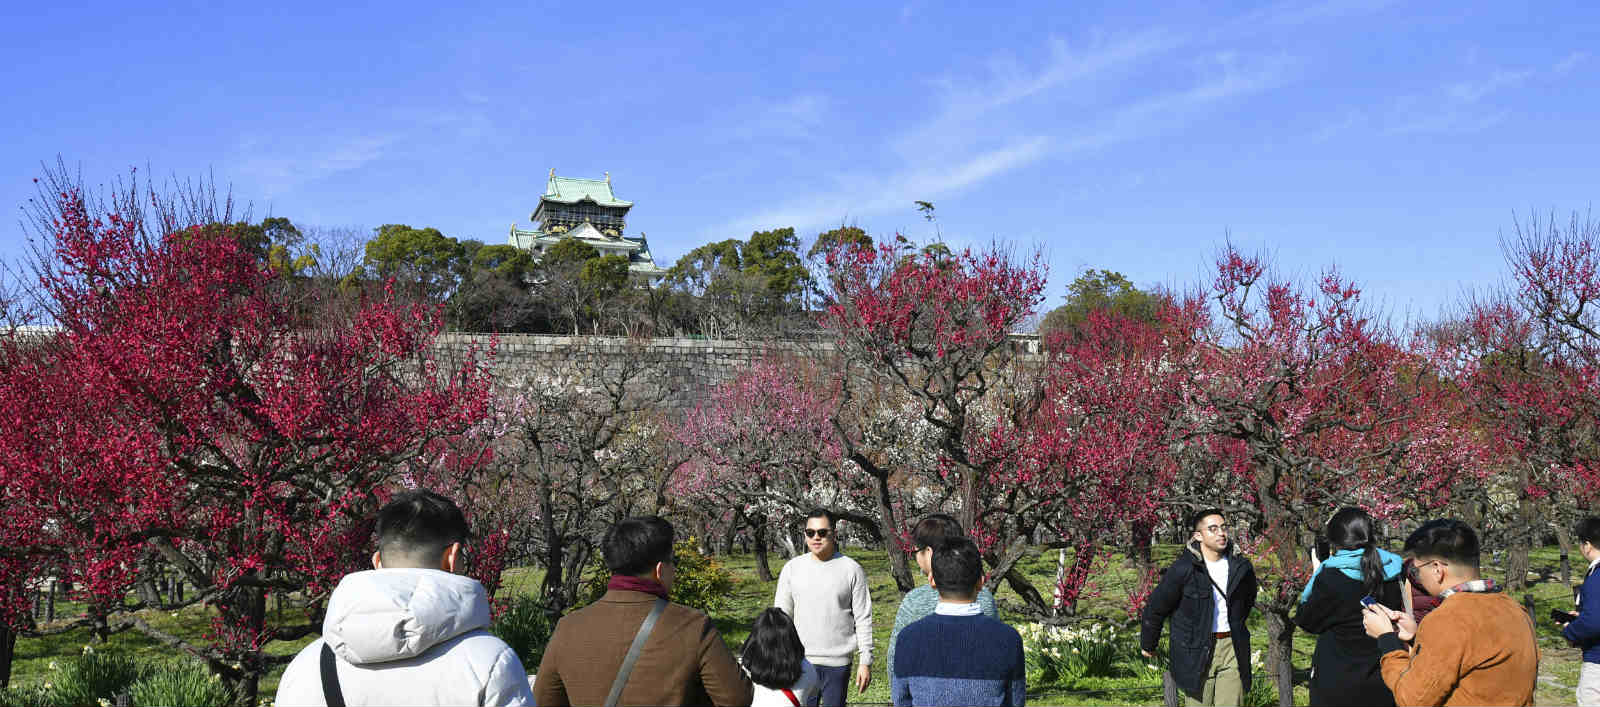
[1580,661,1600,707]
[1187,637,1243,707]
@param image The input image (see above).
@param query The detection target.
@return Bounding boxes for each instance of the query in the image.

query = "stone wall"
[431,333,834,410]
[431,332,1042,410]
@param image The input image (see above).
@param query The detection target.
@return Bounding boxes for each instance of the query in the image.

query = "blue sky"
[3,0,1595,322]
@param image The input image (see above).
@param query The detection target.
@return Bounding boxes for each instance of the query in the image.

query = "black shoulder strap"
[320,642,346,707]
[1201,558,1230,602]
[605,597,668,707]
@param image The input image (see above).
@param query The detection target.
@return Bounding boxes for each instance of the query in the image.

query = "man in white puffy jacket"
[275,490,535,706]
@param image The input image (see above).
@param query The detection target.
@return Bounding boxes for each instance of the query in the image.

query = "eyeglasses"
[1407,560,1447,579]
[1200,524,1229,534]
[804,528,831,539]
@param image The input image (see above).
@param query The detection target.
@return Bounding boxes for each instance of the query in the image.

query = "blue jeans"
[806,664,850,707]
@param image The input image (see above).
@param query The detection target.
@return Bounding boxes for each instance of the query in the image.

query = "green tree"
[362,224,465,301]
[668,229,811,337]
[1038,269,1165,342]
[807,225,873,260]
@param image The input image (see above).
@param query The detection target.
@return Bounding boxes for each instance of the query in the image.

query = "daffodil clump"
[1018,621,1140,685]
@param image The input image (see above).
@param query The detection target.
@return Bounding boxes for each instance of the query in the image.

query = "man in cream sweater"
[775,508,874,707]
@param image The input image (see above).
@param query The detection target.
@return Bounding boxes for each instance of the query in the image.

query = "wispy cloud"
[727,94,832,143]
[705,1,1388,241]
[235,133,399,198]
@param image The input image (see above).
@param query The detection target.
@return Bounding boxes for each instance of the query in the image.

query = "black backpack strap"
[320,642,347,707]
[605,597,668,707]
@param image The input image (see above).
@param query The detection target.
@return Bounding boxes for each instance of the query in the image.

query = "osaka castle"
[508,169,668,279]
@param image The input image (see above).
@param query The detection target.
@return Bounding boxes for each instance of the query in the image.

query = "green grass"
[7,544,1587,706]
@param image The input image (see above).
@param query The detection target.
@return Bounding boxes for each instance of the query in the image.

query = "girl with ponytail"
[1293,507,1406,707]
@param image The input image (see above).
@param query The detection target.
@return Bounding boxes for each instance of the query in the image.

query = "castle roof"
[541,173,632,208]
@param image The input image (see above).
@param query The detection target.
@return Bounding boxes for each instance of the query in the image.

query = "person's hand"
[1362,604,1396,639]
[1391,607,1418,642]
[1309,547,1321,573]
[1558,611,1579,626]
[856,663,872,693]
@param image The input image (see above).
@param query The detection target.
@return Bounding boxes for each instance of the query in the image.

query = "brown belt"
[1213,631,1231,639]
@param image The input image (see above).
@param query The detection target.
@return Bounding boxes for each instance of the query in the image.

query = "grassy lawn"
[7,544,1587,706]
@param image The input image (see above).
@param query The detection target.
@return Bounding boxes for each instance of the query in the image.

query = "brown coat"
[1378,591,1539,706]
[533,590,753,707]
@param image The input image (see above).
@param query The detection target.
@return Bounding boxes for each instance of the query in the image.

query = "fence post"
[1163,670,1180,707]
[1524,593,1536,622]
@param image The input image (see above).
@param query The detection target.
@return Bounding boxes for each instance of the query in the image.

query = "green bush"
[127,658,233,707]
[580,539,739,615]
[491,595,554,671]
[50,647,145,707]
[1019,621,1139,685]
[0,684,60,707]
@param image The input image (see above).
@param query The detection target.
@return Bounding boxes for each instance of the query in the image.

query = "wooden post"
[1162,670,1180,707]
[1524,593,1536,621]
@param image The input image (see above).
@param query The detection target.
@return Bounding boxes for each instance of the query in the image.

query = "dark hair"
[805,508,836,528]
[931,537,983,599]
[376,490,469,564]
[1189,508,1225,532]
[1403,519,1480,568]
[603,516,675,576]
[1577,517,1600,546]
[913,514,965,551]
[1327,507,1385,598]
[740,608,805,689]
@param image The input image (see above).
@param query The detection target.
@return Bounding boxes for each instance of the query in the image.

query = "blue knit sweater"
[891,613,1026,706]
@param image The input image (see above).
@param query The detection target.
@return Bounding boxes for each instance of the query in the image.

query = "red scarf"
[607,574,669,599]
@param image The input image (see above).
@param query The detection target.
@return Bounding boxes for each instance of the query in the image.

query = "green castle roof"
[542,173,632,208]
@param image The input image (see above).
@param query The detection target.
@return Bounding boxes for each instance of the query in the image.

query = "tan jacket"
[534,590,753,706]
[1378,591,1538,706]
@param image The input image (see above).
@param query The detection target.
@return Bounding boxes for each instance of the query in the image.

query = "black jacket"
[1140,542,1259,700]
[1293,569,1403,707]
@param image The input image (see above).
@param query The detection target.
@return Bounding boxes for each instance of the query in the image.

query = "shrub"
[1018,621,1136,685]
[580,539,739,615]
[50,647,145,707]
[491,595,554,670]
[0,684,60,707]
[127,657,233,707]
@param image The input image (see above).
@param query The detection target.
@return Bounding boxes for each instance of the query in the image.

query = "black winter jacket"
[1140,542,1259,701]
[1292,569,1403,707]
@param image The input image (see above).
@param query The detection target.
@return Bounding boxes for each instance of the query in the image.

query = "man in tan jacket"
[1363,519,1538,706]
[535,516,753,706]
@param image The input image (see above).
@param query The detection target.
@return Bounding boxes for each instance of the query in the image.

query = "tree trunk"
[722,515,739,556]
[46,580,56,623]
[0,623,14,689]
[1505,482,1535,591]
[1130,519,1154,573]
[1557,521,1574,585]
[750,513,774,582]
[1263,609,1295,707]
[864,462,915,591]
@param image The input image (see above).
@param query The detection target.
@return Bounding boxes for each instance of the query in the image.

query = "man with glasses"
[1139,508,1259,706]
[1362,519,1537,706]
[775,508,874,706]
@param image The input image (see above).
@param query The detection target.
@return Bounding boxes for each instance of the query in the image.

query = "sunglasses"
[804,528,831,539]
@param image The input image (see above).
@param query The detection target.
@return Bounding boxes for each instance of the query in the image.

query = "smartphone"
[1553,608,1578,624]
[1359,596,1379,609]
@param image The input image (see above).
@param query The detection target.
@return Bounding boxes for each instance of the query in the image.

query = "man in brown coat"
[1363,519,1538,706]
[534,516,753,707]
